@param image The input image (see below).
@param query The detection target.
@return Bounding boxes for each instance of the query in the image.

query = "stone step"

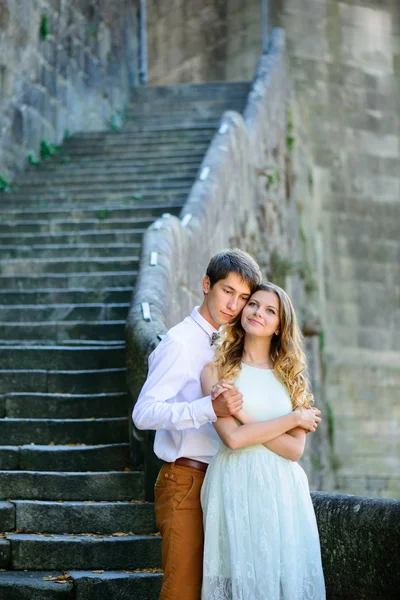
[16,165,198,186]
[0,571,75,600]
[2,392,129,419]
[0,228,146,246]
[0,217,155,235]
[0,288,133,306]
[0,321,126,342]
[57,137,212,155]
[7,182,191,202]
[0,417,128,445]
[0,304,129,323]
[0,244,142,260]
[0,202,182,221]
[20,153,203,176]
[0,443,130,472]
[2,196,185,212]
[34,149,206,170]
[35,147,208,169]
[4,532,161,571]
[13,170,198,192]
[0,256,139,277]
[0,368,126,394]
[130,80,250,99]
[0,471,143,501]
[0,344,125,370]
[13,499,156,534]
[0,570,162,600]
[0,270,137,290]
[125,103,243,117]
[63,127,216,145]
[0,501,14,530]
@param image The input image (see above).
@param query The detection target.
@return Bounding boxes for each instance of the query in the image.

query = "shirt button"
[164,473,169,478]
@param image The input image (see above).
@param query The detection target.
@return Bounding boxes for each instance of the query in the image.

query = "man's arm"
[132,337,216,431]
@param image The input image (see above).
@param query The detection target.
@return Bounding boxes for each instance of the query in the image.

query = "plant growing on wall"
[40,16,49,40]
[0,175,11,192]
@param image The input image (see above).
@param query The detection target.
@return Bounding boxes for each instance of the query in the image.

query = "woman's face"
[241,290,280,337]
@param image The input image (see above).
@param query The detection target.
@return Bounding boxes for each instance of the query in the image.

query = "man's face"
[203,273,252,328]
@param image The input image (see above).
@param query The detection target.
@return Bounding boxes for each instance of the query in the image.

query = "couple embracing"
[133,249,326,600]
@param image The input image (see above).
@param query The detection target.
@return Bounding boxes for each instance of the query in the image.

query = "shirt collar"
[191,306,219,337]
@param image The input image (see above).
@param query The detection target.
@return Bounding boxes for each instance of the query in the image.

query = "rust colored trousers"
[154,462,206,600]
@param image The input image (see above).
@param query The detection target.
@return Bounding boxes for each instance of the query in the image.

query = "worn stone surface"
[8,533,161,570]
[0,0,139,179]
[0,501,15,531]
[72,571,162,600]
[14,499,156,534]
[311,492,400,599]
[146,0,264,84]
[0,571,75,599]
[283,0,400,499]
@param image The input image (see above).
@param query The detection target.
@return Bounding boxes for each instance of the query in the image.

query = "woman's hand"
[211,379,233,401]
[294,406,321,432]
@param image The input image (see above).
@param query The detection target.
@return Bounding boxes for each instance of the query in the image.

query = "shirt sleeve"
[132,337,217,431]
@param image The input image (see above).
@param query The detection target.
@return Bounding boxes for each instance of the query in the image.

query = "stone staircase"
[0,82,250,599]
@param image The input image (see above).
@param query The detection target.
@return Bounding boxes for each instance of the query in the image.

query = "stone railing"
[126,29,289,497]
[311,492,400,600]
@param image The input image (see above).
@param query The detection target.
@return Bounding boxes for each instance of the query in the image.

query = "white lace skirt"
[201,445,326,600]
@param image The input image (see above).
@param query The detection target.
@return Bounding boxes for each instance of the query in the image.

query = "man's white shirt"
[132,307,220,463]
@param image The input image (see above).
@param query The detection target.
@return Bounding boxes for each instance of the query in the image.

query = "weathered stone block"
[0,501,15,532]
[0,538,10,568]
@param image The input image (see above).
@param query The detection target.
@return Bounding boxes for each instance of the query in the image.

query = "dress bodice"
[236,363,292,421]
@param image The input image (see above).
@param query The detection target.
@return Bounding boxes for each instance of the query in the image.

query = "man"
[132,249,320,599]
[133,249,261,599]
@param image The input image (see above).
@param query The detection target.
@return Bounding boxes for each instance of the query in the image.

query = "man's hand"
[294,406,321,432]
[211,379,243,417]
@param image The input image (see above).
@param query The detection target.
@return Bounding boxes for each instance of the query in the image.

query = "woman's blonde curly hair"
[214,282,313,410]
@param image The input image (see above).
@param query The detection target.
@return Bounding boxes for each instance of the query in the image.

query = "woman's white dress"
[201,364,326,600]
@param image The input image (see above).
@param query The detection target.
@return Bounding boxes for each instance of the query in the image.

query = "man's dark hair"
[206,248,262,291]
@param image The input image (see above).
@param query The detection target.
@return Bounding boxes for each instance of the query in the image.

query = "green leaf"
[0,175,11,192]
[28,153,41,167]
[40,16,49,40]
[97,208,109,220]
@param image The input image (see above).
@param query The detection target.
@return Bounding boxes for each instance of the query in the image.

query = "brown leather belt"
[175,457,208,473]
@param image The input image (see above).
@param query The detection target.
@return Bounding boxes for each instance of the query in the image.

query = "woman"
[200,282,326,600]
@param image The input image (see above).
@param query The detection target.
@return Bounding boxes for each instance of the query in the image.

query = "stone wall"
[146,0,264,84]
[281,0,400,499]
[0,0,139,180]
[311,492,400,599]
[126,30,335,498]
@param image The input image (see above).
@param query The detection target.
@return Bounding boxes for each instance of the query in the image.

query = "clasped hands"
[211,379,321,432]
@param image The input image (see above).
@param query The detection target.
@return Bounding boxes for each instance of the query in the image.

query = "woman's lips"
[248,318,262,326]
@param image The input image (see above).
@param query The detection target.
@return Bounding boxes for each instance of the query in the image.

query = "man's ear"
[202,275,211,294]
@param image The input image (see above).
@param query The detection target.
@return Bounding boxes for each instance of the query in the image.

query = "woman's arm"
[264,428,306,461]
[201,367,320,450]
[236,410,306,461]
